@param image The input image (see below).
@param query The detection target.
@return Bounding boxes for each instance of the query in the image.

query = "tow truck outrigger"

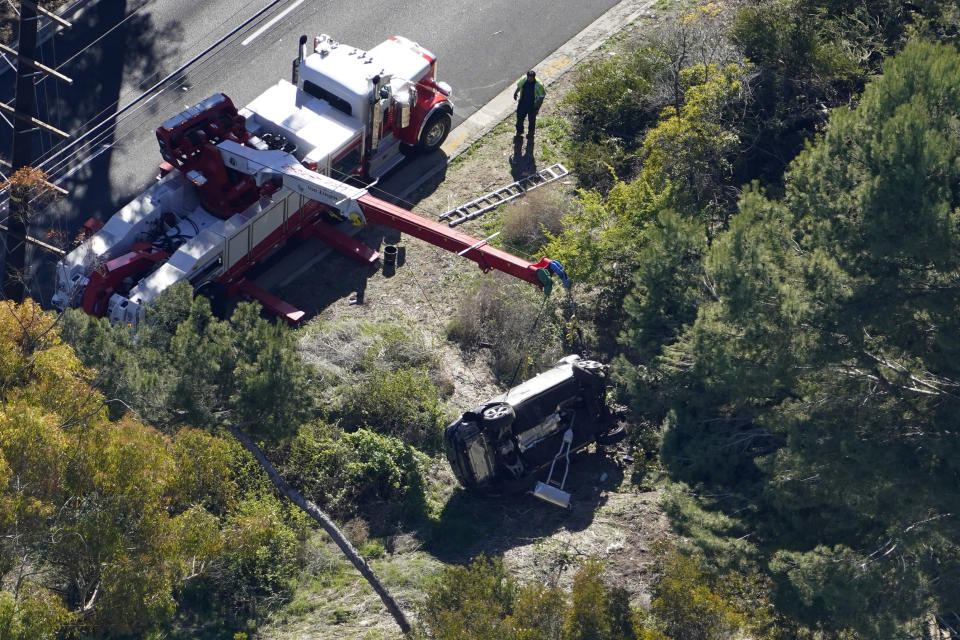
[52,33,569,324]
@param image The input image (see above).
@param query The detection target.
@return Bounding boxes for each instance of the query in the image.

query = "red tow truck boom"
[356,195,563,291]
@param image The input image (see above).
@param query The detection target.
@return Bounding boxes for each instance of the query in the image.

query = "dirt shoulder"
[264,15,671,640]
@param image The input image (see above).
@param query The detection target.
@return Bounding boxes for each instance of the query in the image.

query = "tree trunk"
[227,426,412,636]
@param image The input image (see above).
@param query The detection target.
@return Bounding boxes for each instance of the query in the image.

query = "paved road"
[1,0,619,299]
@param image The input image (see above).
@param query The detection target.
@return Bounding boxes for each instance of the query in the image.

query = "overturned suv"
[444,355,624,494]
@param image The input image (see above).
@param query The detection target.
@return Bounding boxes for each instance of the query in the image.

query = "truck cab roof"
[299,35,434,119]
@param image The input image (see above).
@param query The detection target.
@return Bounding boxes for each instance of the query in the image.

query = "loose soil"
[263,18,672,640]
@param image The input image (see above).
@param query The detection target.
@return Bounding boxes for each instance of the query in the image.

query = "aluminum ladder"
[438,163,569,227]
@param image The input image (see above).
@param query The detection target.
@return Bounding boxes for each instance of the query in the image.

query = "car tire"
[596,424,628,446]
[481,402,515,431]
[573,359,606,387]
[418,111,451,152]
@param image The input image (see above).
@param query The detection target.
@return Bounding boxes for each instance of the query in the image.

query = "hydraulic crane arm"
[357,194,567,293]
[218,139,368,226]
[217,139,570,294]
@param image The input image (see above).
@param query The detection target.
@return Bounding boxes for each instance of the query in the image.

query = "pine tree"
[644,40,960,635]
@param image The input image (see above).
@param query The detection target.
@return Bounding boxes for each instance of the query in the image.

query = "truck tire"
[419,112,451,152]
[196,281,228,319]
[481,402,515,431]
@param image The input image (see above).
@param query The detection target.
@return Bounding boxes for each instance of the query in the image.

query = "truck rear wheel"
[419,112,451,152]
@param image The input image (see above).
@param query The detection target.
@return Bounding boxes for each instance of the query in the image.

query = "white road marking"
[242,0,304,46]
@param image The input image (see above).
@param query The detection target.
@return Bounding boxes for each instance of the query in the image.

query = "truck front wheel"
[419,112,451,152]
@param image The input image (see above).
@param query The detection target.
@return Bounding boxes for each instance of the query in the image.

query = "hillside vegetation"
[1,0,959,638]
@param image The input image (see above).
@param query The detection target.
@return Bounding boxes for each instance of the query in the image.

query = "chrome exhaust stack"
[292,34,308,84]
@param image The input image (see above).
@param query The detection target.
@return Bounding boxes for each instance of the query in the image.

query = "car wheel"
[573,359,606,387]
[419,112,451,152]
[596,424,628,446]
[481,402,515,431]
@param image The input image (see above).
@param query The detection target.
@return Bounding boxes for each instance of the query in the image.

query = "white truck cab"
[241,34,453,181]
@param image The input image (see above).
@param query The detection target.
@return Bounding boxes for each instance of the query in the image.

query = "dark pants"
[516,107,537,136]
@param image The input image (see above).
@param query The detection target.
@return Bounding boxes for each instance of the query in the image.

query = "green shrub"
[415,556,645,640]
[285,422,428,521]
[565,48,662,143]
[416,556,517,640]
[209,497,302,616]
[563,46,663,191]
[341,367,446,450]
[650,548,752,640]
[566,138,634,192]
[357,538,387,559]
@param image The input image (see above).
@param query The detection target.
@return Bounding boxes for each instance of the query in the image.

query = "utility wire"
[46,3,146,73]
[26,0,291,175]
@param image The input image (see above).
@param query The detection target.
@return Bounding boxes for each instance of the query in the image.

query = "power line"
[26,0,291,175]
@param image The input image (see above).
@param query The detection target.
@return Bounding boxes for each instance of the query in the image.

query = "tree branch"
[226,425,412,636]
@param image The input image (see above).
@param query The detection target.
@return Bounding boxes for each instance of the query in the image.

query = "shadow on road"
[267,153,452,324]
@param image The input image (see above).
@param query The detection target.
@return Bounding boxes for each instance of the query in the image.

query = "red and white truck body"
[51,34,566,326]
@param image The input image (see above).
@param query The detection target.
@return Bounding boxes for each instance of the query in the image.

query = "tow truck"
[52,33,568,324]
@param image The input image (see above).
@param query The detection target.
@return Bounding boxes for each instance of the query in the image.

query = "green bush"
[61,284,313,440]
[563,46,663,191]
[285,422,428,521]
[340,367,446,450]
[203,496,302,617]
[566,138,634,192]
[650,548,753,640]
[416,556,517,640]
[415,556,645,640]
[565,48,662,143]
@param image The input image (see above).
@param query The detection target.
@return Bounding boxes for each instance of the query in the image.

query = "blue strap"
[548,260,570,288]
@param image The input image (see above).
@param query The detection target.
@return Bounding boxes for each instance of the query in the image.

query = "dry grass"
[444,274,564,382]
[499,187,568,254]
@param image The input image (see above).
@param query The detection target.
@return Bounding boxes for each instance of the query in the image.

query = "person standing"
[513,70,546,140]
